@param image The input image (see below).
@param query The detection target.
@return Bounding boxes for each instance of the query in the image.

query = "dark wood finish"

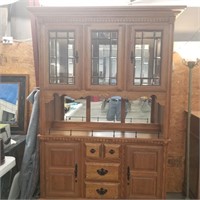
[185,111,200,199]
[28,6,185,199]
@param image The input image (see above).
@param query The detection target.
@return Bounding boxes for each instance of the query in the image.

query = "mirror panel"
[0,75,28,134]
[91,96,151,123]
[90,96,113,122]
[63,96,152,124]
[125,97,151,123]
[92,96,126,122]
[64,96,86,122]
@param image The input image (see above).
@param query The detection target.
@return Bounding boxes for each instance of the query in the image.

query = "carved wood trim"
[39,134,170,145]
[39,16,172,24]
[42,90,167,101]
[51,121,161,132]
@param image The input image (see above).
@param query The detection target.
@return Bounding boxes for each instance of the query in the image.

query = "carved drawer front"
[86,163,120,181]
[85,143,101,159]
[85,182,119,199]
[104,144,120,159]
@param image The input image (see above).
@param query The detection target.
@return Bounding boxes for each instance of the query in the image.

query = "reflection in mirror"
[91,96,129,122]
[63,96,153,123]
[64,96,86,122]
[125,97,151,123]
[91,96,151,123]
[0,84,19,124]
[90,96,109,122]
[0,75,28,134]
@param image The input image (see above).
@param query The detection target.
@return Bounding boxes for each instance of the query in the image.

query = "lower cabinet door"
[46,171,78,197]
[85,182,120,199]
[45,142,81,198]
[125,145,164,199]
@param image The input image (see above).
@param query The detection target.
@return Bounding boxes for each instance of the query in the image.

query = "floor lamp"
[182,59,200,199]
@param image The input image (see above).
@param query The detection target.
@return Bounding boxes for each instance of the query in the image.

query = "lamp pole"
[183,59,199,199]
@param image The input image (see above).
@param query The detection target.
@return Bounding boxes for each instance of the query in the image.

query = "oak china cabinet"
[29,6,185,199]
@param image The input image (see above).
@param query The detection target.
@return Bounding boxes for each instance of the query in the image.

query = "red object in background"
[91,96,100,102]
[29,0,40,6]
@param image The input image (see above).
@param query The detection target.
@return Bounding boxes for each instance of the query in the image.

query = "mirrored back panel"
[63,95,155,124]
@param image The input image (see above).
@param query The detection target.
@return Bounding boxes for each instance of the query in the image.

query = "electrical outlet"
[2,36,13,44]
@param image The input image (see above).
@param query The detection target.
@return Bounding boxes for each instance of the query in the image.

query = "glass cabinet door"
[49,31,76,85]
[91,31,118,85]
[127,26,167,91]
[86,26,124,90]
[133,31,162,86]
[45,27,81,90]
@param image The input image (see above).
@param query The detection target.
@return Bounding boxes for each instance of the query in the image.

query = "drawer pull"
[96,188,107,196]
[97,168,108,176]
[74,163,78,178]
[109,149,115,154]
[75,50,79,63]
[127,166,130,181]
[90,148,96,153]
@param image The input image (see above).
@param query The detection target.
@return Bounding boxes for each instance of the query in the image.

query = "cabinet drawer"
[85,182,119,199]
[86,163,120,181]
[104,144,120,159]
[85,143,101,159]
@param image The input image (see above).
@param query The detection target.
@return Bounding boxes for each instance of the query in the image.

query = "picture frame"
[0,74,28,134]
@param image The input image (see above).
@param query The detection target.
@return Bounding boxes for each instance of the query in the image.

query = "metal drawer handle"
[127,166,130,181]
[74,163,78,178]
[109,149,115,154]
[96,188,108,195]
[90,148,96,153]
[97,168,108,176]
[75,51,79,63]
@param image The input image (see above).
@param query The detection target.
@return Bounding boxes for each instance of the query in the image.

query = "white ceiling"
[129,0,199,7]
[38,0,200,7]
[38,0,200,42]
[175,7,200,41]
[0,0,19,6]
[0,0,199,42]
